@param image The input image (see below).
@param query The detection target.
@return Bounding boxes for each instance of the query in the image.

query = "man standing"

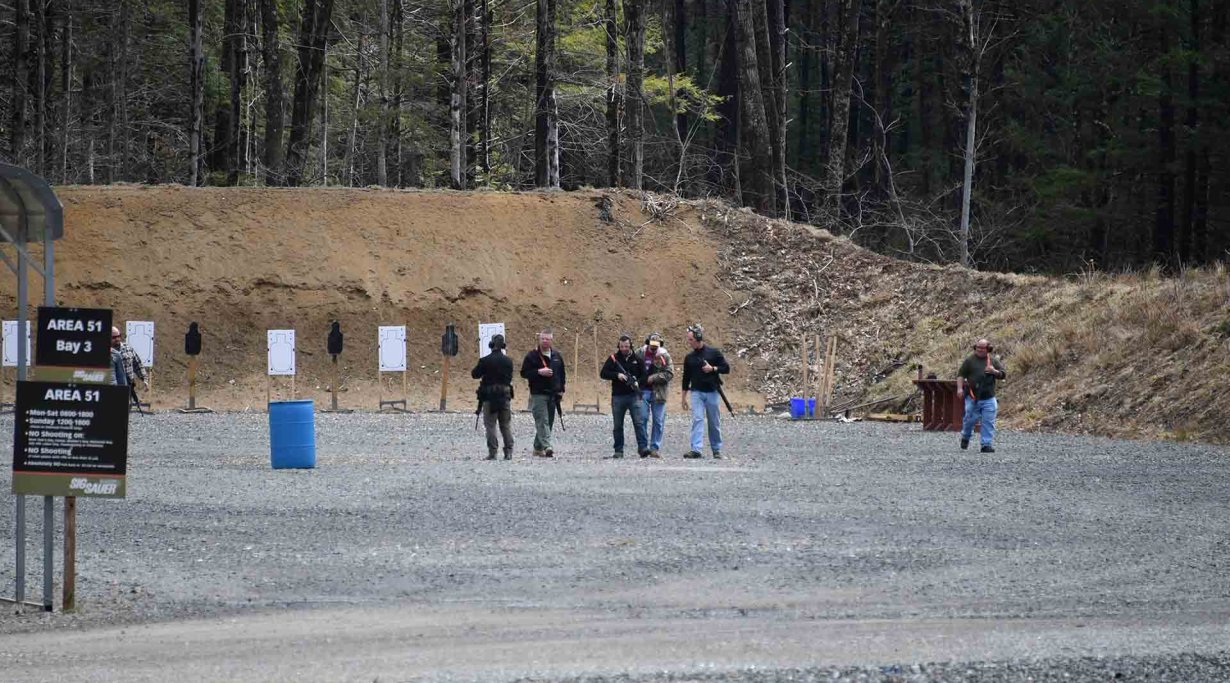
[957,338,1007,453]
[681,324,730,459]
[601,335,649,458]
[472,333,514,460]
[113,326,147,398]
[520,329,566,457]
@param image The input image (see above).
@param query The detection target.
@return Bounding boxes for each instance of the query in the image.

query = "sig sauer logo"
[69,477,119,495]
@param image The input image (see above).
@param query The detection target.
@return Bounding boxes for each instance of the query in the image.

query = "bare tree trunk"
[348,25,365,187]
[12,0,29,166]
[478,0,491,178]
[626,0,645,189]
[714,1,740,196]
[871,0,896,201]
[1179,0,1200,264]
[189,0,205,185]
[768,0,788,218]
[225,0,249,185]
[36,0,48,174]
[1154,29,1176,264]
[957,0,977,268]
[285,0,335,186]
[450,0,467,189]
[605,0,620,187]
[534,0,558,188]
[391,0,405,186]
[60,0,72,183]
[732,0,774,214]
[259,0,284,185]
[823,0,861,217]
[375,0,389,186]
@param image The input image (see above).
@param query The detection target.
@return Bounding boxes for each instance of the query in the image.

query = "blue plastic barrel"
[789,397,806,420]
[269,399,316,469]
[807,397,817,417]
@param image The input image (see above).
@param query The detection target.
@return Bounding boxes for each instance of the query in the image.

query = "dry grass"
[872,262,1230,443]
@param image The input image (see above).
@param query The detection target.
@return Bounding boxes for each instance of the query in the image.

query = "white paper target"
[378,325,407,372]
[2,320,32,367]
[478,322,505,358]
[126,321,155,368]
[267,330,296,376]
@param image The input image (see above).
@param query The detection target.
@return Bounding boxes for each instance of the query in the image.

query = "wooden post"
[291,375,296,400]
[63,496,76,611]
[187,357,198,409]
[573,333,580,410]
[266,374,271,406]
[439,354,450,411]
[800,335,809,399]
[813,333,822,417]
[330,356,339,410]
[592,325,600,412]
[821,336,838,414]
[402,367,408,408]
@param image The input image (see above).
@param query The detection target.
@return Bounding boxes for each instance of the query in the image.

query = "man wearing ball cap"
[472,333,515,460]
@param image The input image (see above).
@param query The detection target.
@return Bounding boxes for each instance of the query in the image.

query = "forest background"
[1,0,1226,273]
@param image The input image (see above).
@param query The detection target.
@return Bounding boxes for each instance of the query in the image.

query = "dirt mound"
[3,185,1228,442]
[0,186,758,411]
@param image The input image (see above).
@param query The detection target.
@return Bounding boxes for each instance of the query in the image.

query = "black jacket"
[600,350,645,397]
[681,345,730,393]
[520,348,567,395]
[473,351,515,407]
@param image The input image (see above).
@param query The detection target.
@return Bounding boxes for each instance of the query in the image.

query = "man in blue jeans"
[600,335,649,458]
[681,324,730,459]
[957,338,1007,453]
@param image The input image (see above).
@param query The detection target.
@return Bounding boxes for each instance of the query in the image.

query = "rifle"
[129,384,147,415]
[553,394,566,431]
[607,354,641,393]
[474,400,482,430]
[716,384,734,415]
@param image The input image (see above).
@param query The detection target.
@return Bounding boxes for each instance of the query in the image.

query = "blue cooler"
[269,399,316,469]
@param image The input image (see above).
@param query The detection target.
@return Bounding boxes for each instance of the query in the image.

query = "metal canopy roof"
[0,163,63,243]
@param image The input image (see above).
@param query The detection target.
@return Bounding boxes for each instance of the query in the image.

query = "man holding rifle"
[957,338,1007,453]
[113,326,148,412]
[600,334,649,458]
[521,328,566,458]
[472,334,514,460]
[681,324,730,459]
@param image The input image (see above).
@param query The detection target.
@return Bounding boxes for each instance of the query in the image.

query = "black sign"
[11,380,130,498]
[36,306,112,368]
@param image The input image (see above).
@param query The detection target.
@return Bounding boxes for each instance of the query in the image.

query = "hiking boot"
[612,451,624,459]
[503,451,513,460]
[980,445,995,453]
[712,451,722,459]
[532,449,545,457]
[650,449,661,458]
[485,452,497,460]
[638,449,650,458]
[543,448,554,458]
[960,437,970,450]
[683,450,703,459]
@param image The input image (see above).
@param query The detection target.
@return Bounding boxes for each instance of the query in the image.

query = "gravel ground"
[1,411,1228,681]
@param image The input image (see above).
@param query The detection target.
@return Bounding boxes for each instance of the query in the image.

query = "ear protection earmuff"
[688,325,704,342]
[973,342,994,352]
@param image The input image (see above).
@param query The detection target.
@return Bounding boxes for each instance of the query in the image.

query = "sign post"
[439,324,459,411]
[10,306,125,612]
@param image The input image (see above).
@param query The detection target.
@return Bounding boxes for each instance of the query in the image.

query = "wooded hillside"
[1,0,1226,272]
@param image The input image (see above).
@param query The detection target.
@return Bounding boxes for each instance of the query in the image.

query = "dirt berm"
[3,185,1228,442]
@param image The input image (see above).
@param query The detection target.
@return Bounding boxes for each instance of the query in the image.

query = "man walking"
[520,329,566,457]
[472,333,514,460]
[113,326,147,407]
[957,338,1007,453]
[600,335,649,458]
[681,324,729,459]
[637,333,673,457]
